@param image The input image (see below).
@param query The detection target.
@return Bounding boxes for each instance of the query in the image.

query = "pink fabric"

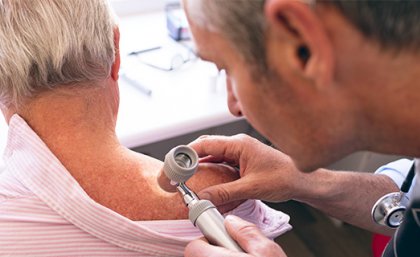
[0,115,291,256]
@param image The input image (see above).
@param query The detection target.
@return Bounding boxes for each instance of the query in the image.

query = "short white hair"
[0,0,117,108]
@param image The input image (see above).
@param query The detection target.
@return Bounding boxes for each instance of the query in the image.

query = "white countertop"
[117,58,236,148]
[0,11,238,170]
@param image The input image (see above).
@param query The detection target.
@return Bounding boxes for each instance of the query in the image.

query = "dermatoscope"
[162,145,243,252]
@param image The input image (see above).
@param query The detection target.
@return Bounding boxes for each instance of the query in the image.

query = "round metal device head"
[371,192,408,228]
[163,145,199,183]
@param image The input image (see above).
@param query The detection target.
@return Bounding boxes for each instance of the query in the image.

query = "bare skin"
[3,84,238,221]
[5,84,239,221]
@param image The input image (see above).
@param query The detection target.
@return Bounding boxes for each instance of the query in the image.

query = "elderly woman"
[0,0,290,256]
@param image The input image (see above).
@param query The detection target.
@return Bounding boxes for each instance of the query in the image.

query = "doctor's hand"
[189,134,303,210]
[184,215,287,257]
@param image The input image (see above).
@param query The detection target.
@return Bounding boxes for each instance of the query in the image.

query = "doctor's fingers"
[216,200,244,214]
[189,134,261,167]
[184,239,250,257]
[199,155,240,168]
[197,177,256,207]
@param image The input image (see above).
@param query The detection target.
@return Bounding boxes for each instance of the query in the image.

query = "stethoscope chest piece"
[372,192,409,228]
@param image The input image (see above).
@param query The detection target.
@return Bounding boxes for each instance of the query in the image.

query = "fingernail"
[225,215,242,230]
[198,191,211,201]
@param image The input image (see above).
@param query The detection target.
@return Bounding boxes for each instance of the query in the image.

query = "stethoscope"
[371,162,416,228]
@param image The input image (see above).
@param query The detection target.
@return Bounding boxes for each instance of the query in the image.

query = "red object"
[372,234,391,257]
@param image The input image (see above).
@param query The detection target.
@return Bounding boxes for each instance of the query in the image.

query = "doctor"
[182,0,420,256]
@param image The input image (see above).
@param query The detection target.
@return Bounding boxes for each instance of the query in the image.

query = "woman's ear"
[264,0,334,89]
[111,27,121,81]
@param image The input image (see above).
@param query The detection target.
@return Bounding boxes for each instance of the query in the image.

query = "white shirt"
[375,158,418,200]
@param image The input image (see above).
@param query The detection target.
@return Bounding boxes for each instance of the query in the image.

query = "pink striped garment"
[0,115,291,256]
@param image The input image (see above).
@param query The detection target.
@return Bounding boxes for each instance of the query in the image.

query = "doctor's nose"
[226,77,243,117]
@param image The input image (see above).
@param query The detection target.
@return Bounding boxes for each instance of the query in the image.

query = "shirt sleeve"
[375,158,416,200]
[226,200,292,240]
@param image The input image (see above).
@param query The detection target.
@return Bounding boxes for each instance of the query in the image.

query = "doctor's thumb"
[224,215,287,256]
[197,180,247,209]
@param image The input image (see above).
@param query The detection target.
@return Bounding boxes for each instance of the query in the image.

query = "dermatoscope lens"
[162,145,199,184]
[175,153,192,168]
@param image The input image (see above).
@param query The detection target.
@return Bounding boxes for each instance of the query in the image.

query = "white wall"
[111,0,177,16]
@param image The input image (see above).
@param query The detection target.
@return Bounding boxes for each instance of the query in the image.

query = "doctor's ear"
[297,45,311,66]
[264,0,334,88]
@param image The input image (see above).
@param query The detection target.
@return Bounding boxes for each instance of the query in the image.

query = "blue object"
[165,3,190,41]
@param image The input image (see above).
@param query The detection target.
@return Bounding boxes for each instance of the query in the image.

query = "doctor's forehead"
[189,25,231,66]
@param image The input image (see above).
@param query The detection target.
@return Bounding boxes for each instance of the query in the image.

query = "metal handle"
[163,145,243,252]
[189,200,243,252]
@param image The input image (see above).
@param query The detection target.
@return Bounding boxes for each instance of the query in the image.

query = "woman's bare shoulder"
[112,150,239,221]
[129,150,239,192]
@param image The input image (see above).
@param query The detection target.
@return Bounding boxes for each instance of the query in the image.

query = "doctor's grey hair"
[0,0,117,108]
[186,0,268,74]
[186,0,420,74]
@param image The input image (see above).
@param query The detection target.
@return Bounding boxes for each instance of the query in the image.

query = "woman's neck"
[15,83,125,178]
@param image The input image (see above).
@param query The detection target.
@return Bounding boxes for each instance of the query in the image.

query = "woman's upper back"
[75,149,239,221]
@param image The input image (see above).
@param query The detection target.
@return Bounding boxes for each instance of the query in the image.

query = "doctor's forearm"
[293,169,398,235]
